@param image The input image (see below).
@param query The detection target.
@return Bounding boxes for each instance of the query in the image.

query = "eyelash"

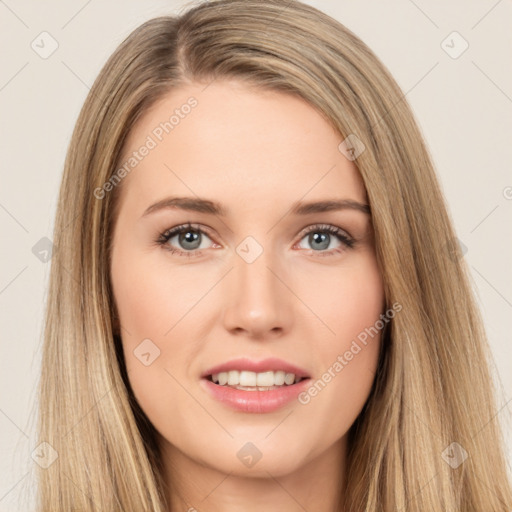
[156,222,356,259]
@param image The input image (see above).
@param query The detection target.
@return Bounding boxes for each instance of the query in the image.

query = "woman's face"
[110,80,385,479]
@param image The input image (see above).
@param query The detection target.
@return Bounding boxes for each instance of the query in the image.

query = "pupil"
[311,232,329,250]
[180,230,200,249]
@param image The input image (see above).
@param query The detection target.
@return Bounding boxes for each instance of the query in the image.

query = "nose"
[221,247,294,340]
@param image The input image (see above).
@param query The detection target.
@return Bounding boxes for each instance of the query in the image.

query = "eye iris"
[310,232,329,250]
[179,230,201,250]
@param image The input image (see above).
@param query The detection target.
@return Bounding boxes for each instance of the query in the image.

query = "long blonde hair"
[35,0,512,510]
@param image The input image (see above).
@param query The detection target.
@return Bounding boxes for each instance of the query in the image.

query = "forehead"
[116,80,366,217]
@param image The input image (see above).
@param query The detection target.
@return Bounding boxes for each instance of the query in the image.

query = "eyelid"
[160,222,215,241]
[297,223,353,241]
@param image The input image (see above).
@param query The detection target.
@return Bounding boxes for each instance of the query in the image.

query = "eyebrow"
[141,196,371,218]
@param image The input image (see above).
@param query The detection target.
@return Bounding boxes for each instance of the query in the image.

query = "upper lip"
[201,357,311,379]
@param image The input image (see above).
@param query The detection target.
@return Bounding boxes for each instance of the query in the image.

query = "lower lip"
[200,377,311,413]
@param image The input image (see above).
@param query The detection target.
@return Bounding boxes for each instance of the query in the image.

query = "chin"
[196,438,310,478]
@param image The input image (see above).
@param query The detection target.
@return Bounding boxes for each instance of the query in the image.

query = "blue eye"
[297,224,355,255]
[157,223,214,258]
[156,223,355,258]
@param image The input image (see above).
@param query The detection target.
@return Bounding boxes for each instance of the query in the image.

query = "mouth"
[204,370,310,391]
[199,358,312,412]
[200,372,311,413]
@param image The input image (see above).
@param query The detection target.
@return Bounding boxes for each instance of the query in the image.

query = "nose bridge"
[222,238,292,335]
[240,248,279,304]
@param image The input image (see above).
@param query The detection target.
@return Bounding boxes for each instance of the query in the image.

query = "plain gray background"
[1,0,511,509]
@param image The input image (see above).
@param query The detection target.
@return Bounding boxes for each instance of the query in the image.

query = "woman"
[36,0,512,510]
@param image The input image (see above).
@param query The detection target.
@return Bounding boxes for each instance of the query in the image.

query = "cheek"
[330,263,384,348]
[336,258,383,366]
[111,247,206,344]
[110,247,210,430]
[298,253,384,427]
[300,250,384,349]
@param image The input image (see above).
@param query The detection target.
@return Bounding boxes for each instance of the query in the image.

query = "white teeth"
[284,372,295,385]
[256,371,275,387]
[211,370,303,387]
[227,370,239,385]
[273,371,285,386]
[240,370,256,386]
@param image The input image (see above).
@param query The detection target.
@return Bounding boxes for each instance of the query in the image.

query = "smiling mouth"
[205,370,310,391]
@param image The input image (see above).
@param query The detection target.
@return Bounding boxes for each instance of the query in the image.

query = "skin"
[110,79,385,512]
